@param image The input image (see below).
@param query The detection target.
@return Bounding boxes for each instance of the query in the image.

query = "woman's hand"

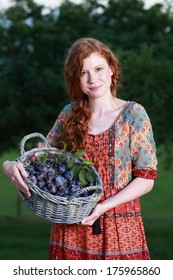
[2,160,31,199]
[81,203,105,226]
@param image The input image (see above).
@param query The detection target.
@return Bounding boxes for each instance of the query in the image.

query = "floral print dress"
[47,101,157,260]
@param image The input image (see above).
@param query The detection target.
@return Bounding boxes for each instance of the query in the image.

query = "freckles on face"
[79,52,113,96]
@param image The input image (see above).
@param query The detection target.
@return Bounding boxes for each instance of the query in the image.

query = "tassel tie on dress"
[92,217,102,234]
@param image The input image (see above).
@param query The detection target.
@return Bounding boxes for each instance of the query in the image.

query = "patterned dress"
[47,101,157,260]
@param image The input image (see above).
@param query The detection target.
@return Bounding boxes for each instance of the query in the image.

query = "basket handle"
[20,132,50,157]
[70,184,103,199]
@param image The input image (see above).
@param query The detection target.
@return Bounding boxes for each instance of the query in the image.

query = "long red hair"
[56,38,121,150]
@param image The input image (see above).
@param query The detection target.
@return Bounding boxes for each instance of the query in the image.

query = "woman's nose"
[88,72,97,83]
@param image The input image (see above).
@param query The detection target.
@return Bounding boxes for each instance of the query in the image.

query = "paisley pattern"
[48,101,157,260]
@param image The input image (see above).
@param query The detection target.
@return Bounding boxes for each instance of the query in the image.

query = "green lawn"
[140,156,173,260]
[0,216,51,260]
[0,149,172,260]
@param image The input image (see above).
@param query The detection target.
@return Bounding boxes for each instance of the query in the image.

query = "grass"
[0,216,51,260]
[145,218,173,260]
[0,149,173,260]
[140,157,173,260]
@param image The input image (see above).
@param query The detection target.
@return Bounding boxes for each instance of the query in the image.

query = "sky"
[0,0,167,10]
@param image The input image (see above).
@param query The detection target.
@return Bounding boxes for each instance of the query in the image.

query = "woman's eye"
[80,71,87,77]
[96,67,103,72]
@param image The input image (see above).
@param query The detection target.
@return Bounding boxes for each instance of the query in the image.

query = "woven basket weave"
[17,132,103,224]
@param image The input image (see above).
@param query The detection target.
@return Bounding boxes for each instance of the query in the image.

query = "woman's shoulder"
[116,99,149,124]
[60,101,76,113]
[116,99,146,115]
[116,98,143,109]
[123,100,147,114]
[124,101,150,124]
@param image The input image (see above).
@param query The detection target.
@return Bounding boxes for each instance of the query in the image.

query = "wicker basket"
[17,132,103,224]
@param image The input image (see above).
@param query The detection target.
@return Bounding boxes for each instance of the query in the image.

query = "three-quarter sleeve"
[46,103,75,146]
[37,103,74,148]
[129,103,158,180]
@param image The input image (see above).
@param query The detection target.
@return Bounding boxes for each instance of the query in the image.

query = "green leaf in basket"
[86,171,96,183]
[79,169,88,186]
[52,158,59,168]
[38,154,48,162]
[71,165,80,177]
[53,161,59,171]
[81,159,93,165]
[67,158,74,170]
[74,149,85,157]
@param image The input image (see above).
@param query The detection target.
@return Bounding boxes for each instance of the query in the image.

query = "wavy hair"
[56,37,121,150]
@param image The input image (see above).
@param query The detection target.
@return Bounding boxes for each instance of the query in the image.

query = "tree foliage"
[0,0,173,165]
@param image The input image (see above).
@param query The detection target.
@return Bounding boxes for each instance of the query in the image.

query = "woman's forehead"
[82,52,108,68]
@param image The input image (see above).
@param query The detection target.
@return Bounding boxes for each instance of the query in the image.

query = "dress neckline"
[88,101,130,137]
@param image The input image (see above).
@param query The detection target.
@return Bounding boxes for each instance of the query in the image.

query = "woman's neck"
[88,95,119,114]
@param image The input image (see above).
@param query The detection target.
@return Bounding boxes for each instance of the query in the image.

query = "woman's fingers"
[3,160,31,197]
[81,203,104,226]
[81,212,98,226]
[16,161,28,177]
[11,175,31,198]
[81,216,91,225]
[16,181,31,198]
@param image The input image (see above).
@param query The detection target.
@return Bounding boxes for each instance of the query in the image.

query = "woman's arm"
[81,177,154,226]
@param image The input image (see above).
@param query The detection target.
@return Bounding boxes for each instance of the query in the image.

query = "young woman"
[3,37,157,260]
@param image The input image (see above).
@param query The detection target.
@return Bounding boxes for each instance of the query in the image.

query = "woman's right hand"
[2,160,31,199]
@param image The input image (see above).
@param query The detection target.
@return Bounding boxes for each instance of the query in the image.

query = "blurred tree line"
[0,0,173,166]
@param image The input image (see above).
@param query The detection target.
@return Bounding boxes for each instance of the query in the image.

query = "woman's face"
[79,52,113,99]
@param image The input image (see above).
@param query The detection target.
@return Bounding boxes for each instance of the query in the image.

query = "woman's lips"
[88,85,102,91]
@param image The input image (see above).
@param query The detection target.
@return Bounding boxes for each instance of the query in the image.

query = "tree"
[0,0,68,152]
[0,0,173,166]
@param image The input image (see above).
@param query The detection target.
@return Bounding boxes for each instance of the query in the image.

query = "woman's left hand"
[81,203,104,226]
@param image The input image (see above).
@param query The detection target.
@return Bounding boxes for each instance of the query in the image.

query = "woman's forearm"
[100,177,154,213]
[82,177,154,225]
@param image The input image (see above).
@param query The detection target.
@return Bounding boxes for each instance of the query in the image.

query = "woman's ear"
[110,67,113,76]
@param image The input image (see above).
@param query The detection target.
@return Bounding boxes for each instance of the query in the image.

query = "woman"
[3,37,157,260]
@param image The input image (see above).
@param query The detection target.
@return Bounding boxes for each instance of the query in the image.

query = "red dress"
[48,101,157,260]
